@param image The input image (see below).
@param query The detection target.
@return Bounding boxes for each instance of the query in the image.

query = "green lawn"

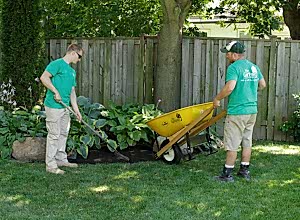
[0,142,299,220]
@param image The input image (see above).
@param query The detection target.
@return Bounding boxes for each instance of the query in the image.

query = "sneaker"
[214,166,234,182]
[214,174,234,182]
[237,169,251,181]
[57,162,78,168]
[46,168,65,175]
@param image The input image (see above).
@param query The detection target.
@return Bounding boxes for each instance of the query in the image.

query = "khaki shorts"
[224,114,257,151]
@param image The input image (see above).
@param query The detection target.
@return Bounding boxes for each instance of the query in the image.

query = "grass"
[0,141,299,220]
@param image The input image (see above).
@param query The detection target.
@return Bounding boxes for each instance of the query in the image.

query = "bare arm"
[40,71,61,102]
[213,80,236,108]
[258,78,266,90]
[70,87,82,121]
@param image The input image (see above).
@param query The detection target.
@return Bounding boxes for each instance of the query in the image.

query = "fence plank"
[205,40,212,102]
[181,38,190,107]
[267,37,277,140]
[254,40,267,140]
[88,41,94,100]
[274,41,286,141]
[103,39,111,106]
[92,40,100,103]
[216,39,227,134]
[122,42,128,103]
[144,38,154,103]
[81,40,89,98]
[192,39,202,104]
[126,40,134,103]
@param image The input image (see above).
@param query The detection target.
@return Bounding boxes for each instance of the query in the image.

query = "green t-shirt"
[44,58,77,109]
[226,59,263,115]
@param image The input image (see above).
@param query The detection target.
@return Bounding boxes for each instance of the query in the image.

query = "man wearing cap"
[213,41,266,182]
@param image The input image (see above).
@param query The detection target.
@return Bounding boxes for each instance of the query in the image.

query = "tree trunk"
[283,0,300,40]
[155,0,191,112]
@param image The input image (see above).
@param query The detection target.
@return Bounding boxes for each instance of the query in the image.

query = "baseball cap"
[220,41,245,54]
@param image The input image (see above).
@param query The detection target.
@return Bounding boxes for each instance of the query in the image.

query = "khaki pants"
[45,107,70,169]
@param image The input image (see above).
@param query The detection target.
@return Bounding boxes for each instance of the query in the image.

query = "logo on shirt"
[242,66,259,82]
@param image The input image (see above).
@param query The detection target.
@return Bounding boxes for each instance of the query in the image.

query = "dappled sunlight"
[266,178,299,188]
[0,194,30,207]
[131,195,144,203]
[255,145,300,155]
[90,185,110,193]
[68,190,77,196]
[113,171,139,180]
[175,200,208,212]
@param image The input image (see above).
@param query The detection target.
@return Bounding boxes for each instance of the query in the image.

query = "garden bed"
[68,145,155,164]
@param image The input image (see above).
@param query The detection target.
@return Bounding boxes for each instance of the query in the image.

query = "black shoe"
[237,166,251,181]
[214,166,234,182]
[214,174,234,182]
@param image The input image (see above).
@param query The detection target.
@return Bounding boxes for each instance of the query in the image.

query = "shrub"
[0,0,45,109]
[280,93,300,142]
[0,106,46,159]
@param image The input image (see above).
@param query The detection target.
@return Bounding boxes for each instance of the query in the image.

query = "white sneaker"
[46,168,65,175]
[57,162,78,168]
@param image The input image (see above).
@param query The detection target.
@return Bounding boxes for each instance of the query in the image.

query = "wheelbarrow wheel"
[160,140,183,164]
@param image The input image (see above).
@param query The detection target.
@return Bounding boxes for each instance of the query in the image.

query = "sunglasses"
[76,52,82,59]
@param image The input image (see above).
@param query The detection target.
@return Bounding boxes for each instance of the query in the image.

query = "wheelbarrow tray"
[146,102,214,137]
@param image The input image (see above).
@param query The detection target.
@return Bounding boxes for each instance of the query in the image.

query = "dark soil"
[68,145,156,164]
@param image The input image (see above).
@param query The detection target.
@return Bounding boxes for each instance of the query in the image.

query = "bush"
[0,106,46,159]
[0,96,162,159]
[280,93,300,142]
[67,96,162,158]
[0,0,45,108]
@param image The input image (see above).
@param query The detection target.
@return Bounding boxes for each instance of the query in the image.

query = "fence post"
[267,36,277,140]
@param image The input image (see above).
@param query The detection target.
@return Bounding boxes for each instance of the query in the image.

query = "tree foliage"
[0,0,44,108]
[210,0,300,39]
[41,0,162,37]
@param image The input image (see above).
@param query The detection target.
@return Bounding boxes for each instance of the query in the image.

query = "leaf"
[117,134,126,143]
[80,134,92,145]
[0,127,9,134]
[107,120,117,127]
[119,141,128,150]
[0,147,11,159]
[94,119,107,128]
[118,116,126,125]
[128,131,141,141]
[77,144,88,159]
[89,109,101,119]
[94,136,101,149]
[106,139,117,152]
[127,138,136,147]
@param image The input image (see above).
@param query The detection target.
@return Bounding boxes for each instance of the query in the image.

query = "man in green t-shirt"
[213,41,266,182]
[40,44,83,175]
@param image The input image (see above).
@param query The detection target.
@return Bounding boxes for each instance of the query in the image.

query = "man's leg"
[45,107,65,174]
[56,108,78,168]
[215,115,242,182]
[237,114,256,180]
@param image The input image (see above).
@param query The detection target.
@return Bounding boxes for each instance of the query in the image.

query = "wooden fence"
[46,36,300,141]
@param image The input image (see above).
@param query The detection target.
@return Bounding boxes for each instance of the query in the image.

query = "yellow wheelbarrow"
[147,102,227,164]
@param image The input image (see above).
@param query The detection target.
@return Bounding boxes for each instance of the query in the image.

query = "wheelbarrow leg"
[185,133,195,161]
[205,128,218,156]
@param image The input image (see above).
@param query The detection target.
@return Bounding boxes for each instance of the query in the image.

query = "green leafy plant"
[0,105,47,159]
[280,93,300,142]
[67,96,162,158]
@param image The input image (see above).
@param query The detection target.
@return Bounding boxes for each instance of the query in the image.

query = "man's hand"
[74,110,82,122]
[213,98,220,109]
[54,92,62,102]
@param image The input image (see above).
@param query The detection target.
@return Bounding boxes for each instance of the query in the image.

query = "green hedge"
[0,0,45,109]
